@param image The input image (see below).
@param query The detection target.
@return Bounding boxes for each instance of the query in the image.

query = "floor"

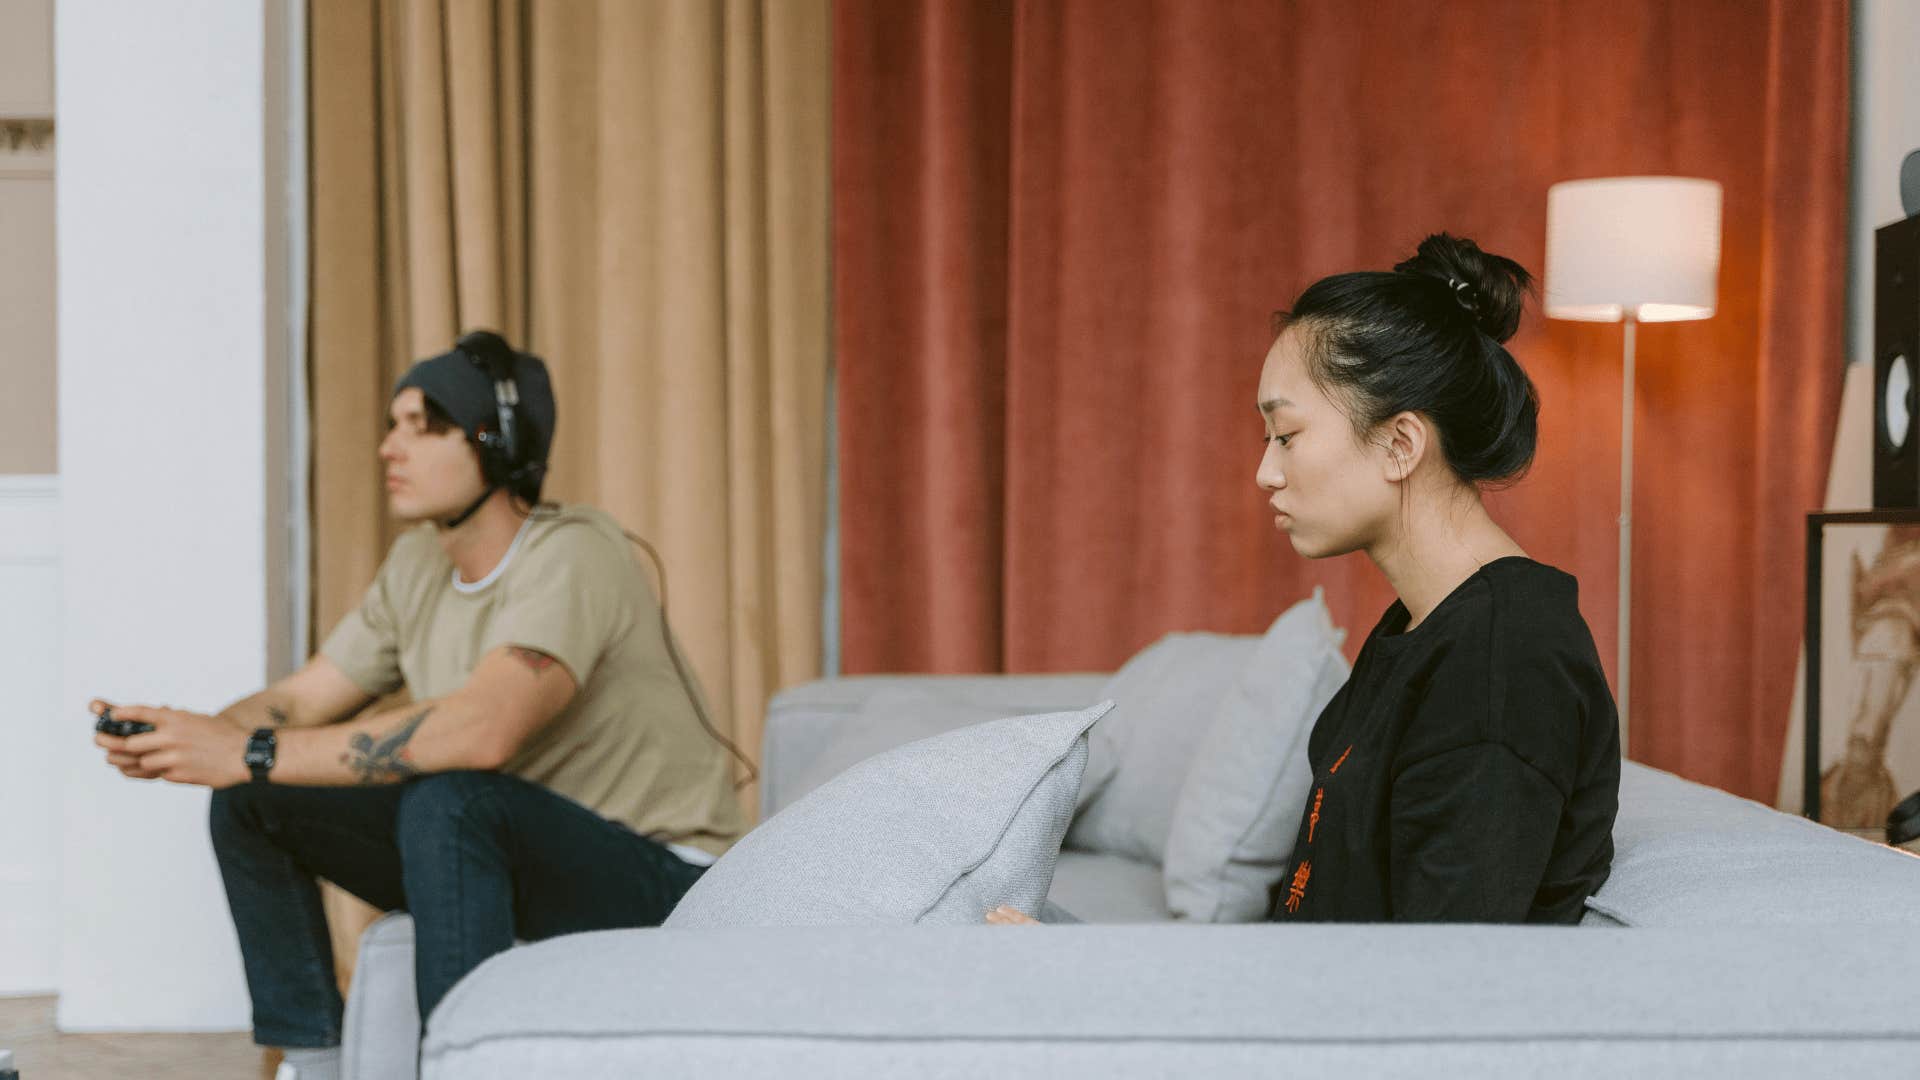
[0,996,276,1079]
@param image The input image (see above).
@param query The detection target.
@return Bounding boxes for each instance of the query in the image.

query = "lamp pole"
[1617,314,1636,759]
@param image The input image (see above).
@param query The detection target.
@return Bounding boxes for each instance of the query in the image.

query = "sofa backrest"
[761,674,1107,819]
[763,676,1920,928]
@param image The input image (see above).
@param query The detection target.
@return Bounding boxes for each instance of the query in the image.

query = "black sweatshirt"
[1269,556,1620,924]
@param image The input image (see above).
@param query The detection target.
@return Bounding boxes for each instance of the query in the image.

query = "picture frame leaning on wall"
[1805,509,1920,838]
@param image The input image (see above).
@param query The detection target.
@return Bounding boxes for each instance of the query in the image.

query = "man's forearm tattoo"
[342,706,430,784]
[267,705,290,727]
[508,646,558,673]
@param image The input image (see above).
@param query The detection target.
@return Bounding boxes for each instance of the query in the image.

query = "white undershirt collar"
[451,514,537,594]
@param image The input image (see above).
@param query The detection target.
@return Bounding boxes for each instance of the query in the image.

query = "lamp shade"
[1544,176,1722,322]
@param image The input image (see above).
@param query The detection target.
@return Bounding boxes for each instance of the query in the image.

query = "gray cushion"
[1164,591,1349,921]
[665,702,1113,928]
[1066,633,1257,863]
[1045,850,1170,923]
[1587,762,1920,926]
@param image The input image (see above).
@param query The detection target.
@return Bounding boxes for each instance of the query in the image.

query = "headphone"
[457,330,548,498]
[442,331,546,529]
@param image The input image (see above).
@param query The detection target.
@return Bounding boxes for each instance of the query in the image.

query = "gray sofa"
[341,673,1920,1078]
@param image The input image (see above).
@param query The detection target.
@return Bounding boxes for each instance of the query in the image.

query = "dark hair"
[1276,233,1539,487]
[420,395,463,437]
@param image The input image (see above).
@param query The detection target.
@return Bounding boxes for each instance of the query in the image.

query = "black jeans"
[207,770,708,1048]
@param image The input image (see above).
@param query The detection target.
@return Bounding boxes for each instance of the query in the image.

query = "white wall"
[54,0,301,1030]
[1849,0,1920,369]
[1770,1,1919,812]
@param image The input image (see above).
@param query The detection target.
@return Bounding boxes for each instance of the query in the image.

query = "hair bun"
[1392,233,1532,344]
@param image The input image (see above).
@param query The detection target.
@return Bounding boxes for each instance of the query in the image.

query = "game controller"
[94,705,155,737]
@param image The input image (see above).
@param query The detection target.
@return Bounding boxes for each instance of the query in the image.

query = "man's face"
[379,388,487,523]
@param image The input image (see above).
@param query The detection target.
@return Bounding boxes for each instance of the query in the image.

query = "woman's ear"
[1377,411,1432,483]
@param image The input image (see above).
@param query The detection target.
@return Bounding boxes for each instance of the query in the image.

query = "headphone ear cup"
[510,461,547,498]
[472,423,515,487]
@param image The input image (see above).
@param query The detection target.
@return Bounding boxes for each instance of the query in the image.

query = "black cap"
[393,331,556,483]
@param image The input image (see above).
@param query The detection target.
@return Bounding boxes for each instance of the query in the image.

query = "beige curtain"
[308,0,829,985]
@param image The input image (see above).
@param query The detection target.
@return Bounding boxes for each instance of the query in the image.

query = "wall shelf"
[0,118,53,152]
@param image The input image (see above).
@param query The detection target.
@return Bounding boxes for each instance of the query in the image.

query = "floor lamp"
[1544,176,1723,760]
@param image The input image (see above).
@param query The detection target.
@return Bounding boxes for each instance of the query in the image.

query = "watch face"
[1885,353,1913,453]
[245,730,276,769]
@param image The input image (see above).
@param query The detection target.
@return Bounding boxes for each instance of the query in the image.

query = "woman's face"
[1254,327,1398,559]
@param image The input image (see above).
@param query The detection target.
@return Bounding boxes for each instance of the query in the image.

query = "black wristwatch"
[244,727,278,785]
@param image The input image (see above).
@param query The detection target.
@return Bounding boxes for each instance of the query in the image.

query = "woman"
[991,233,1619,926]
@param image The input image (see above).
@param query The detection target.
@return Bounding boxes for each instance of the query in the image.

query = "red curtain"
[835,0,1849,801]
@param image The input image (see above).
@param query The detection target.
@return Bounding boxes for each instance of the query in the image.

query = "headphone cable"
[517,502,759,791]
[450,339,758,785]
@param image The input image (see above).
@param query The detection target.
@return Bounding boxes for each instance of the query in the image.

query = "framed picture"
[1804,509,1920,832]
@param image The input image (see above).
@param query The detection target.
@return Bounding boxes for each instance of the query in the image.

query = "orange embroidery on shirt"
[1307,786,1324,843]
[1329,744,1353,775]
[1284,860,1312,914]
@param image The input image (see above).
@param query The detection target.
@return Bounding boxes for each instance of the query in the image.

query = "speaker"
[1903,148,1919,217]
[1874,213,1920,508]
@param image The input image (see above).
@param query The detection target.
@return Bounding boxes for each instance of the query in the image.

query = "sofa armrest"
[760,673,1107,819]
[423,922,1920,1078]
[342,913,421,1080]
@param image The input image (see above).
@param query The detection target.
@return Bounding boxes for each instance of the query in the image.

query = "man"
[93,331,747,1080]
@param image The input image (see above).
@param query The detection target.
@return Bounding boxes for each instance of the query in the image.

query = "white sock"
[275,1046,341,1080]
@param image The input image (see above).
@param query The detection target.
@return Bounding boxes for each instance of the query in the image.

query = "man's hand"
[92,699,160,780]
[89,644,575,789]
[92,701,250,789]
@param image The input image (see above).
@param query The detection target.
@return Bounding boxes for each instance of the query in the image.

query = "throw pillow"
[1065,633,1259,863]
[1163,589,1349,921]
[665,701,1114,928]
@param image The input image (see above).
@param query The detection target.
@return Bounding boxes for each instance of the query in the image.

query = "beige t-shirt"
[320,505,745,858]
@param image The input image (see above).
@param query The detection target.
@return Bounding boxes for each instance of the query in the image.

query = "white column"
[0,0,60,998]
[55,0,301,1030]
